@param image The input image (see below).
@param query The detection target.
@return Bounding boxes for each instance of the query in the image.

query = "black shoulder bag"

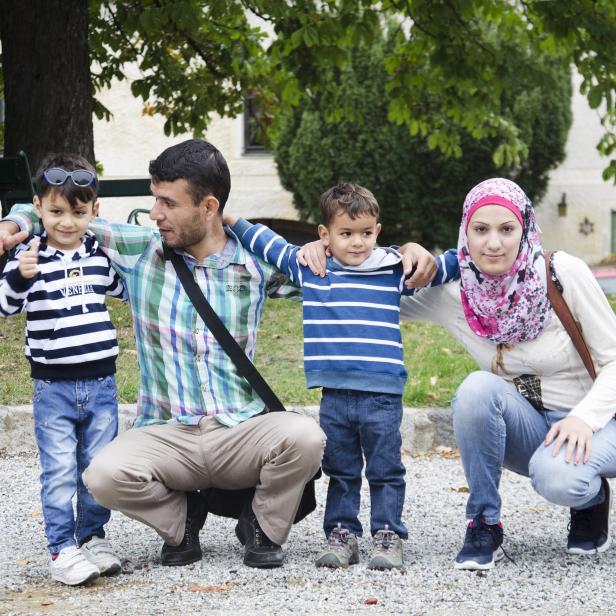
[164,245,319,522]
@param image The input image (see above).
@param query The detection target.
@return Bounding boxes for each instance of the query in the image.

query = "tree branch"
[442,0,495,58]
[104,3,142,59]
[152,0,226,79]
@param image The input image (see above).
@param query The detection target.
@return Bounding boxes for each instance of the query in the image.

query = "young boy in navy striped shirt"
[0,154,125,586]
[226,183,458,571]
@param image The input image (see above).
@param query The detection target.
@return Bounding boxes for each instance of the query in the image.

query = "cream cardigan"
[400,251,616,431]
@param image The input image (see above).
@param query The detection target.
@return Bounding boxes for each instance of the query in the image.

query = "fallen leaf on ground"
[441,347,452,355]
[40,600,53,606]
[451,486,470,493]
[363,597,378,605]
[186,583,236,593]
[28,511,42,517]
[436,447,460,458]
[16,559,32,566]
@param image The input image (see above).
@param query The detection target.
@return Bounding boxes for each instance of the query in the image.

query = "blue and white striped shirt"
[0,231,125,379]
[233,219,459,395]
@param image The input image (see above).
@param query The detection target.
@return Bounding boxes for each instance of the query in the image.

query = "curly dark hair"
[319,182,380,227]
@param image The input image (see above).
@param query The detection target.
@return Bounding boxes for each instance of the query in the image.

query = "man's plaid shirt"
[7,204,300,427]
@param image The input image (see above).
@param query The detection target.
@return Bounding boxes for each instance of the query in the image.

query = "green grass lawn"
[1,295,615,408]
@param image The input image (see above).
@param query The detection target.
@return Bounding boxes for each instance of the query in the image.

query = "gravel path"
[1,450,615,615]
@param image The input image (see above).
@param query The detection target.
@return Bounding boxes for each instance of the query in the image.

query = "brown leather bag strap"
[544,251,597,381]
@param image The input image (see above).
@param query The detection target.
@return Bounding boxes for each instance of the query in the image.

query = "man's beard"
[163,214,206,250]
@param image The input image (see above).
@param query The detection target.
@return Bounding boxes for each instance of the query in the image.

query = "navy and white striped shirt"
[0,231,125,379]
[233,219,459,395]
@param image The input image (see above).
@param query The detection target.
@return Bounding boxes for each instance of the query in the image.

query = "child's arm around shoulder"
[227,216,303,285]
[401,247,459,295]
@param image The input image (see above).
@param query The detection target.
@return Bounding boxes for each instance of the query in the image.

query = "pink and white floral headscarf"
[458,178,551,344]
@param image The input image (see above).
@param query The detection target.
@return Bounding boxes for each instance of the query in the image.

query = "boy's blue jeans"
[452,371,616,525]
[320,388,408,539]
[33,376,118,554]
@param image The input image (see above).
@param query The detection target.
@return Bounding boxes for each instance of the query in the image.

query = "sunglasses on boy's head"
[43,167,97,188]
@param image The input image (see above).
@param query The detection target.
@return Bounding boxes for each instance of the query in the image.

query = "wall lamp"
[558,193,567,217]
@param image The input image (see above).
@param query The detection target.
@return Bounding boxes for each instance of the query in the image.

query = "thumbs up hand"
[18,238,40,279]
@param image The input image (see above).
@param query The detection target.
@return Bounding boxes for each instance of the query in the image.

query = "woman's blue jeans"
[320,388,408,539]
[33,376,118,554]
[452,371,616,525]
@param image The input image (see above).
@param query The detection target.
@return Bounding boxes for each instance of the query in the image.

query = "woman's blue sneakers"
[454,516,504,570]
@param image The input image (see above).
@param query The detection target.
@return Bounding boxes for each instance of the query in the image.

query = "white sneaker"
[50,546,100,586]
[80,537,122,576]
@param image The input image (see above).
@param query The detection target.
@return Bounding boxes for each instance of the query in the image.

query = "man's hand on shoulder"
[398,242,437,288]
[297,240,329,277]
[0,221,28,256]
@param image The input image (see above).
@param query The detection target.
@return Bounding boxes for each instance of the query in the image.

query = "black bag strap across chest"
[163,244,319,523]
[164,243,286,411]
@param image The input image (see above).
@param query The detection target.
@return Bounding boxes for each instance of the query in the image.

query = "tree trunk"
[0,0,94,172]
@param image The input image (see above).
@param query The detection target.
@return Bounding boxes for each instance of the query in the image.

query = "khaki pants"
[83,412,325,546]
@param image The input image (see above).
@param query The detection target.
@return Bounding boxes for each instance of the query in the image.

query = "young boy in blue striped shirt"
[0,154,125,586]
[227,183,458,571]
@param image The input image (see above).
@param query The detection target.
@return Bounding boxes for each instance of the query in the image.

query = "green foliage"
[526,0,616,181]
[1,1,611,178]
[273,29,571,248]
[81,1,615,181]
[89,1,269,136]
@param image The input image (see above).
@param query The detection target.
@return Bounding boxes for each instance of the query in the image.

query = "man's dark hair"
[35,153,98,208]
[149,139,231,210]
[320,182,380,227]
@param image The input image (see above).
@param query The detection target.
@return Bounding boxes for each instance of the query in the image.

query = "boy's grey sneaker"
[315,524,359,568]
[454,516,504,570]
[568,477,612,555]
[367,525,404,571]
[80,537,121,576]
[50,545,100,586]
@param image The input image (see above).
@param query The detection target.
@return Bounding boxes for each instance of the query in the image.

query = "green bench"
[97,178,151,225]
[0,150,35,217]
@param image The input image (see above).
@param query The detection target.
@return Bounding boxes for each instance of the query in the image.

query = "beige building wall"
[93,67,296,226]
[535,72,616,264]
